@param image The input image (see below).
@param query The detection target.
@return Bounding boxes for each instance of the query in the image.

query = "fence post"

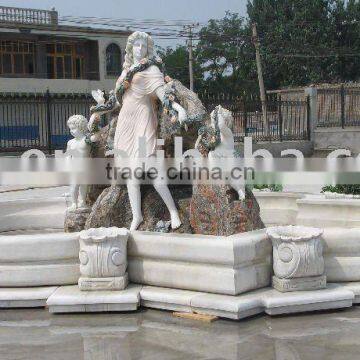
[340,85,345,129]
[243,98,248,137]
[45,90,52,152]
[278,95,283,142]
[304,86,318,141]
[49,8,58,25]
[306,95,311,141]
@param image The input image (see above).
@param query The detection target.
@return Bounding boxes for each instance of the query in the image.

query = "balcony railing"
[0,6,58,26]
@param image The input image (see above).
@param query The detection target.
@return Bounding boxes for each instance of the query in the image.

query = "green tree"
[159,1,360,96]
[156,45,204,91]
[247,0,339,88]
[330,0,360,82]
[196,11,258,96]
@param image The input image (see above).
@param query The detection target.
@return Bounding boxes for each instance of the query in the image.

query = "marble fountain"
[1,30,360,322]
[1,187,360,320]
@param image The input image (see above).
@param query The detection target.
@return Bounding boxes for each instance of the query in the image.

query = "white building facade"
[0,6,129,94]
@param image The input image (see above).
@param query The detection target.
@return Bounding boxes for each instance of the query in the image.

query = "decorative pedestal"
[78,227,129,291]
[267,225,326,292]
[272,275,327,292]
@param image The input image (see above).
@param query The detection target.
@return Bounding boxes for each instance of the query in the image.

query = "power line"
[6,13,360,59]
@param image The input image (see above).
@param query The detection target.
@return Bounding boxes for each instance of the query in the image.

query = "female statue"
[109,32,187,231]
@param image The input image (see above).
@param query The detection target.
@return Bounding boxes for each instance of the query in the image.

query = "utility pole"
[184,23,199,92]
[252,23,268,131]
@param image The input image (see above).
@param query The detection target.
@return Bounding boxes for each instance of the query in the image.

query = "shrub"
[248,184,283,192]
[321,184,360,195]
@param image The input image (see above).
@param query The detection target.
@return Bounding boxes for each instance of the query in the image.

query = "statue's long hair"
[212,105,234,130]
[123,32,155,70]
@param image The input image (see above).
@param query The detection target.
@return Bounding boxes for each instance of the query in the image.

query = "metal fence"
[317,86,360,127]
[0,91,310,153]
[201,94,310,142]
[0,91,93,152]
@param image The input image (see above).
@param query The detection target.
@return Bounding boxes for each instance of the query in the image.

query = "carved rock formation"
[189,185,264,236]
[64,208,91,233]
[84,185,192,233]
[86,123,110,206]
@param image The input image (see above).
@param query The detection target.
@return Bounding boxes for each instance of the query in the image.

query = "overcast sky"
[2,0,248,46]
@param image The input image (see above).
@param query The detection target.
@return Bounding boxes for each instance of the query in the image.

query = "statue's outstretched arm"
[155,85,187,124]
[90,91,120,115]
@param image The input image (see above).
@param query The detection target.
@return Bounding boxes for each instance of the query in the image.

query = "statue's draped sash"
[114,65,164,158]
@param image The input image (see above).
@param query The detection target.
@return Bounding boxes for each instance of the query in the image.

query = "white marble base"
[272,275,327,292]
[140,283,355,320]
[323,228,360,282]
[0,197,66,232]
[46,284,141,313]
[0,232,80,287]
[341,282,360,303]
[128,230,272,295]
[254,191,301,227]
[78,273,128,291]
[0,286,58,308]
[296,197,360,228]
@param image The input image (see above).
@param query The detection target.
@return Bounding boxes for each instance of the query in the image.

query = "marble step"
[0,286,58,308]
[46,284,142,313]
[1,282,359,320]
[140,283,358,320]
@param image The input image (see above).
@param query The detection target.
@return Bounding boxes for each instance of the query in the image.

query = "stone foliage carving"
[160,79,209,157]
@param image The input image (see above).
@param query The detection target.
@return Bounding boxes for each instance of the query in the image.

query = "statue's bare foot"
[238,190,246,200]
[67,203,77,212]
[170,211,182,230]
[130,216,143,231]
[78,201,89,210]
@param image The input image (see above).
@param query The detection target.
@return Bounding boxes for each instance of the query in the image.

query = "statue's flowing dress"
[114,65,164,158]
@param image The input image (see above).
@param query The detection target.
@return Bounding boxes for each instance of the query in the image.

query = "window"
[0,40,35,76]
[106,43,121,76]
[46,42,85,79]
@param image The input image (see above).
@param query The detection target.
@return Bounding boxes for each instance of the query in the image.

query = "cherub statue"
[196,105,245,200]
[66,115,91,211]
[209,105,237,157]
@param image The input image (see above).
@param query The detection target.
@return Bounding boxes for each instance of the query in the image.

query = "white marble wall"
[128,230,272,295]
[322,228,360,281]
[254,192,302,226]
[0,232,79,286]
[297,197,360,228]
